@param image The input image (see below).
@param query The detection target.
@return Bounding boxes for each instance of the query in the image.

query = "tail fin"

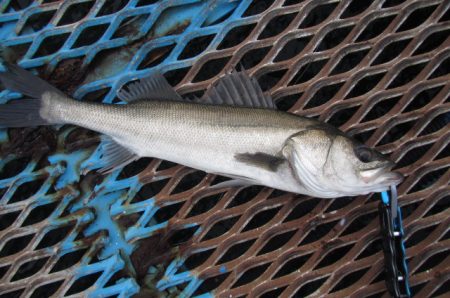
[0,63,64,127]
[0,62,63,98]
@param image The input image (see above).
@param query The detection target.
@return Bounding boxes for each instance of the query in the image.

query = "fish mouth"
[360,161,404,185]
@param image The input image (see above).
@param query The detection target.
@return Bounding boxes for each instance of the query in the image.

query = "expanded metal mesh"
[0,0,449,297]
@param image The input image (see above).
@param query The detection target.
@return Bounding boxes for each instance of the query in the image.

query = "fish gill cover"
[0,0,448,297]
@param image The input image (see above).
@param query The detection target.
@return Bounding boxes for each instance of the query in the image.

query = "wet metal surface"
[0,0,449,297]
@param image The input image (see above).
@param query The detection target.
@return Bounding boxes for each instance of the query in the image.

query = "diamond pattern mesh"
[0,0,449,297]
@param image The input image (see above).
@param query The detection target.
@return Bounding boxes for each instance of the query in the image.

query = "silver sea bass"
[0,64,403,198]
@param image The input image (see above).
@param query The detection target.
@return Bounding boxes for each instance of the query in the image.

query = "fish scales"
[58,99,312,192]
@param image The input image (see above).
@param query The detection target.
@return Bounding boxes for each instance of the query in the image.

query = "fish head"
[283,127,403,198]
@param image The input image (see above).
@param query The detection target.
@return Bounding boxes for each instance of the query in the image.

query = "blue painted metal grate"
[0,0,449,297]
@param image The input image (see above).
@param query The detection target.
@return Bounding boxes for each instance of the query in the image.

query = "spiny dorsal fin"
[201,71,276,109]
[117,73,182,103]
[97,136,138,173]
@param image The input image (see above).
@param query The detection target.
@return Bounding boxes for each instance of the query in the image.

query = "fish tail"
[0,62,68,127]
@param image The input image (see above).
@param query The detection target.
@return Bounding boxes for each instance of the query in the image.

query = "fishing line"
[379,186,411,298]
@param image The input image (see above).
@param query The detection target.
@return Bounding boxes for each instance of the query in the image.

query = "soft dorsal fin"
[117,74,182,102]
[201,71,276,109]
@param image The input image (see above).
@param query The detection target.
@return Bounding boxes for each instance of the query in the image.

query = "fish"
[0,63,403,198]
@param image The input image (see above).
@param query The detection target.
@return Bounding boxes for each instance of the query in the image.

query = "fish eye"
[355,146,373,163]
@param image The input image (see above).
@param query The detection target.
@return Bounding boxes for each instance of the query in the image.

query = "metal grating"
[0,0,449,297]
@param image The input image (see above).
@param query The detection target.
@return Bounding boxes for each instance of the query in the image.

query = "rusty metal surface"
[0,0,449,297]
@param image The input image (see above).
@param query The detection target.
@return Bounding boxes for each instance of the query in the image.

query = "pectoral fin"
[234,152,285,172]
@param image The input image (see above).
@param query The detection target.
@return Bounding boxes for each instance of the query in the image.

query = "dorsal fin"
[201,71,276,109]
[117,71,276,109]
[117,74,182,102]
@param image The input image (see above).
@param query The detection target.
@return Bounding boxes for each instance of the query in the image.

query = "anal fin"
[97,136,138,174]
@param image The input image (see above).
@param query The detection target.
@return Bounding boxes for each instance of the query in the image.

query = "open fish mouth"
[360,161,404,185]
